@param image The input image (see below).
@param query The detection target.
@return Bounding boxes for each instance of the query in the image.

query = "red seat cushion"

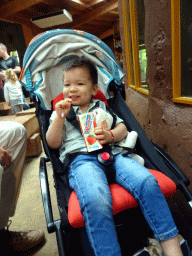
[53,90,109,110]
[68,169,176,228]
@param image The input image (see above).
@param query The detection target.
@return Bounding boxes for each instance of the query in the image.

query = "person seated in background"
[0,121,45,252]
[4,69,24,114]
[0,43,30,109]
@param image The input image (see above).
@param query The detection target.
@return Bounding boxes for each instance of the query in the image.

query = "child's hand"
[94,127,112,144]
[55,98,72,118]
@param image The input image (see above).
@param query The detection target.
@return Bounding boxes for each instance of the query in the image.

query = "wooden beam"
[99,27,114,39]
[22,24,36,47]
[88,0,105,7]
[0,14,32,26]
[70,0,86,6]
[41,0,63,5]
[109,9,119,15]
[0,0,46,19]
[62,0,118,29]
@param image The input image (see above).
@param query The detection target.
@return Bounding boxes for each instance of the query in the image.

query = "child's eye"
[64,83,70,87]
[78,83,84,85]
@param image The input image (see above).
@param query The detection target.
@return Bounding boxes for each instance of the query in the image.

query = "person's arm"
[11,56,21,74]
[95,122,128,145]
[0,66,21,79]
[12,65,21,74]
[46,98,72,149]
[46,114,66,149]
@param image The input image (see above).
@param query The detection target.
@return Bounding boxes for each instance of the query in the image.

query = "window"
[139,45,147,86]
[172,0,192,104]
[122,0,149,95]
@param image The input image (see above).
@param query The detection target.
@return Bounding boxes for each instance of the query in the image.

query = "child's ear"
[92,84,98,96]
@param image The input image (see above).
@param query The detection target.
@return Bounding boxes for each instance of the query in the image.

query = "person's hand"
[55,98,72,118]
[94,127,112,144]
[0,146,12,170]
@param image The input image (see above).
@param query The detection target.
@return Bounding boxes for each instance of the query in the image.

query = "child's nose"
[70,85,77,93]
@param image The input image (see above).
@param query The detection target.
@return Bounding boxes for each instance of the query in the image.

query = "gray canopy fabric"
[20,29,125,110]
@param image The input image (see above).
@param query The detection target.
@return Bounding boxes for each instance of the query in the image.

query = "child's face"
[63,66,98,112]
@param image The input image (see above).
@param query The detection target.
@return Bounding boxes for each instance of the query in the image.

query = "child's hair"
[63,57,98,85]
[5,69,19,85]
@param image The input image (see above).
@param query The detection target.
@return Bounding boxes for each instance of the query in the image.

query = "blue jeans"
[68,154,178,256]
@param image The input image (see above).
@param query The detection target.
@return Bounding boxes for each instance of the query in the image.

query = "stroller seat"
[53,91,177,229]
[68,169,176,228]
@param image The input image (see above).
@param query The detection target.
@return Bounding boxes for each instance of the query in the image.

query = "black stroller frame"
[20,29,192,256]
[36,90,192,256]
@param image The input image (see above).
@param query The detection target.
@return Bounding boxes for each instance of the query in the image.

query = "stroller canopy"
[20,29,125,110]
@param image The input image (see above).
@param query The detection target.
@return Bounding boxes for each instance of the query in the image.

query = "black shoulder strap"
[66,106,82,133]
[106,105,117,130]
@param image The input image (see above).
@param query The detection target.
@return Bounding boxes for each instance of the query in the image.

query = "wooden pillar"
[22,24,42,47]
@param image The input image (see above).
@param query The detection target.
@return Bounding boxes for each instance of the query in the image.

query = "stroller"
[20,29,192,256]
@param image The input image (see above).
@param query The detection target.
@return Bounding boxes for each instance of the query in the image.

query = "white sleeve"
[49,111,66,140]
[49,110,57,123]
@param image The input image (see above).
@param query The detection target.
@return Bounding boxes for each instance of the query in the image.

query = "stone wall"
[118,0,192,192]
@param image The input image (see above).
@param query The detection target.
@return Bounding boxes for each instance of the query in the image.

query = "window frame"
[171,0,192,104]
[122,0,149,96]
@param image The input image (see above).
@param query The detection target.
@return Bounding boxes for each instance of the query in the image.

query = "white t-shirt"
[4,80,23,105]
[49,99,123,163]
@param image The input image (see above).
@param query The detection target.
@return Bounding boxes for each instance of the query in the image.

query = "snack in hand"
[59,104,66,110]
[58,99,72,117]
[78,112,103,152]
[58,99,72,109]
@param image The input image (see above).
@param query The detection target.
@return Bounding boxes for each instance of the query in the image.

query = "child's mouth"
[71,96,79,101]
